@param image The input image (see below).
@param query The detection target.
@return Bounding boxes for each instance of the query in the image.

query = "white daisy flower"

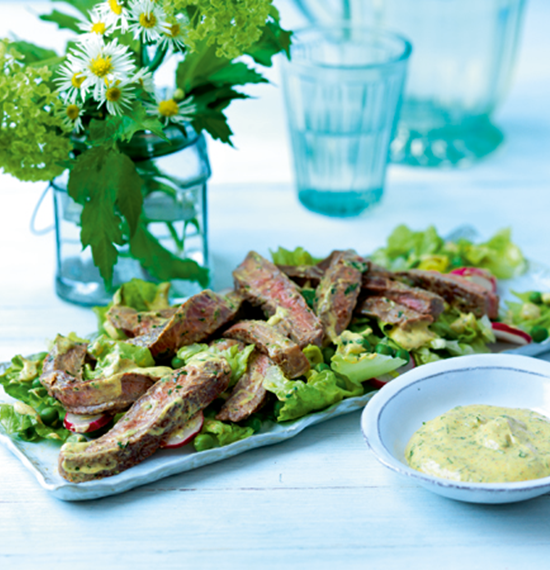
[78,8,113,40]
[98,0,130,33]
[55,59,87,102]
[68,36,136,100]
[159,18,188,51]
[145,93,196,126]
[99,79,136,116]
[132,68,155,93]
[128,0,168,43]
[57,101,84,133]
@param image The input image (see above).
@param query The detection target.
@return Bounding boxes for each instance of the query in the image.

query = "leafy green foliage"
[68,146,144,285]
[39,10,83,33]
[129,224,209,286]
[0,354,72,443]
[164,0,273,59]
[176,42,268,143]
[0,41,71,182]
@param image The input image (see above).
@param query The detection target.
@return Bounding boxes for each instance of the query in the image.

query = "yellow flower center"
[108,0,123,15]
[66,104,80,120]
[139,12,157,29]
[71,72,85,88]
[167,23,180,38]
[158,99,179,117]
[91,22,107,35]
[89,55,113,78]
[106,86,122,102]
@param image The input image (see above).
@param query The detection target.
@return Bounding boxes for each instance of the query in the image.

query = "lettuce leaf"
[193,417,255,451]
[263,364,363,422]
[270,246,321,266]
[370,225,526,278]
[176,341,255,385]
[504,291,550,332]
[0,354,71,442]
[331,352,406,384]
[94,278,171,336]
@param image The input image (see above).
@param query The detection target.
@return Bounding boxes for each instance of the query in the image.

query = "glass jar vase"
[52,125,211,306]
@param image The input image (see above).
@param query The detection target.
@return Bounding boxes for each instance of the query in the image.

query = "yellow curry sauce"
[405,405,550,483]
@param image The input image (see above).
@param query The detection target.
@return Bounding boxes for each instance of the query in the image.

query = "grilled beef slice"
[40,335,171,415]
[356,296,433,328]
[216,351,270,422]
[314,250,368,344]
[275,264,325,288]
[223,320,310,379]
[127,290,241,360]
[58,355,231,483]
[105,305,178,338]
[361,274,445,319]
[233,251,323,348]
[396,269,499,319]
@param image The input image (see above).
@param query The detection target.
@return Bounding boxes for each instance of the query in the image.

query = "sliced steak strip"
[315,250,367,344]
[233,251,323,348]
[362,274,445,319]
[223,320,310,379]
[356,296,433,328]
[40,335,172,415]
[127,290,241,360]
[275,264,325,287]
[58,355,231,483]
[216,351,270,422]
[40,335,88,389]
[105,306,178,338]
[396,269,499,319]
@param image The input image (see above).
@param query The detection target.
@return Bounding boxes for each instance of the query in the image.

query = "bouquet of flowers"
[0,0,290,288]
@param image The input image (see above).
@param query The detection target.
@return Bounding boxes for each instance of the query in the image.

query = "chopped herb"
[344,283,358,295]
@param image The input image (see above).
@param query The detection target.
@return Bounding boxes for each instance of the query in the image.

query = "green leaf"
[246,19,292,67]
[39,10,82,33]
[111,153,143,237]
[87,102,166,147]
[51,0,96,18]
[129,224,209,287]
[8,40,58,64]
[67,146,144,285]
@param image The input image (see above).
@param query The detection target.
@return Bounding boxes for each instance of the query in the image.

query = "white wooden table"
[1,1,550,568]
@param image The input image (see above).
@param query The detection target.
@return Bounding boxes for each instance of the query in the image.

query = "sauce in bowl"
[405,405,550,483]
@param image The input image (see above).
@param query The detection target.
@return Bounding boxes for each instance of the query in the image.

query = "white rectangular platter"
[1,260,549,501]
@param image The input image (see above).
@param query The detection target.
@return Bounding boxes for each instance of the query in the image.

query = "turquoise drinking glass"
[292,0,526,167]
[281,26,411,217]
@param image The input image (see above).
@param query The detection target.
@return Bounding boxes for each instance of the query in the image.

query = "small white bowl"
[361,353,550,504]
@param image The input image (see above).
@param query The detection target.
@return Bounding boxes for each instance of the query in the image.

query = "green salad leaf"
[504,291,550,338]
[270,246,321,266]
[193,416,255,451]
[370,225,526,278]
[263,364,363,423]
[0,354,72,442]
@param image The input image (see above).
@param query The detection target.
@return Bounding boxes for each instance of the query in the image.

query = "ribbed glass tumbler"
[281,26,411,217]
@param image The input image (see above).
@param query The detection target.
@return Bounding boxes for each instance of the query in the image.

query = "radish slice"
[370,354,416,390]
[63,412,112,434]
[492,322,532,345]
[450,267,497,294]
[160,411,204,449]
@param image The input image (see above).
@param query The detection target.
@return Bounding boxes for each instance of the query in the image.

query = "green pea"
[395,349,410,363]
[194,434,218,451]
[32,378,42,389]
[39,407,58,426]
[531,326,549,343]
[375,344,395,357]
[315,363,331,373]
[361,338,372,351]
[171,356,184,369]
[529,291,543,305]
[450,256,463,268]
